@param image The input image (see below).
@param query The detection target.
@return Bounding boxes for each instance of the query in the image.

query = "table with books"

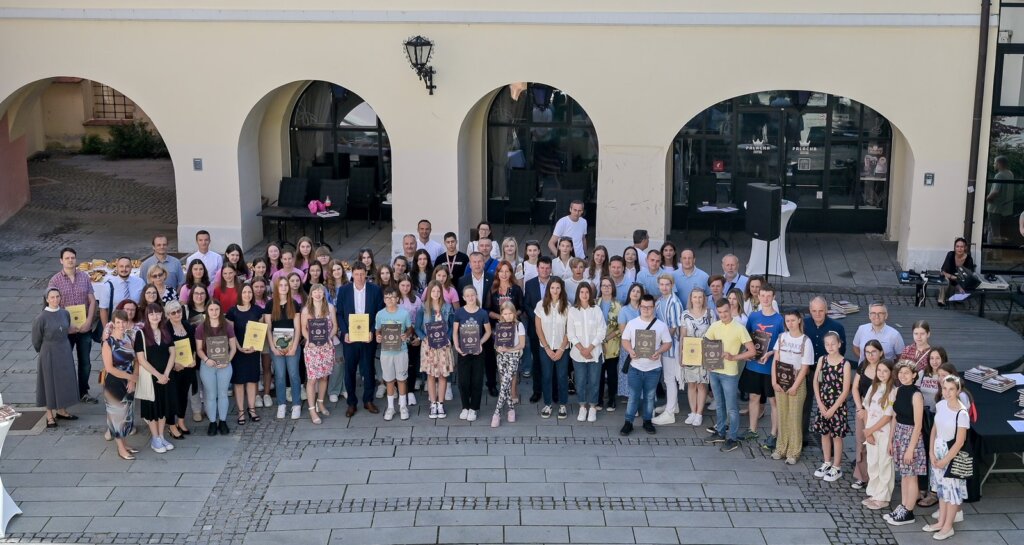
[962,365,1024,499]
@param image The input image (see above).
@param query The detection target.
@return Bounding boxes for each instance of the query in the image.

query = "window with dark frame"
[90,82,135,121]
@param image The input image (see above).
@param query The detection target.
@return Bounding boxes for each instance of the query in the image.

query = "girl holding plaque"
[196,300,237,436]
[397,276,423,407]
[302,284,337,424]
[227,284,264,425]
[250,277,273,408]
[681,288,713,427]
[415,281,455,419]
[265,277,302,420]
[492,302,526,427]
[453,286,492,422]
[769,310,813,465]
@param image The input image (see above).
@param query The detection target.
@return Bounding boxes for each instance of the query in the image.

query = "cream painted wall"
[0,1,997,267]
[40,80,85,149]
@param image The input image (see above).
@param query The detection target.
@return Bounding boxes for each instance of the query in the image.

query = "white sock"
[399,394,407,408]
[387,395,396,410]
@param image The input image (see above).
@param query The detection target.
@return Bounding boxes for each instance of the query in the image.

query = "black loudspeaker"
[746,183,782,241]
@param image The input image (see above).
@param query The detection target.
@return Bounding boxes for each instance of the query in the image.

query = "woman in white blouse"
[567,282,607,423]
[534,277,570,419]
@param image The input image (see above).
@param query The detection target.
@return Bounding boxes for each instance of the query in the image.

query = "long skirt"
[930,438,968,505]
[104,378,135,439]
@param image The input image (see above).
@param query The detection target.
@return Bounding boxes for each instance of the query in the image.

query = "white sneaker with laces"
[407,393,417,406]
[692,414,703,427]
[652,411,676,425]
[467,409,477,422]
[824,467,843,482]
[684,413,695,425]
[587,407,597,422]
[459,409,470,420]
[578,406,587,422]
[399,406,410,420]
[263,394,272,407]
[329,394,339,403]
[814,462,832,478]
[277,404,287,419]
[375,384,386,399]
[291,406,301,420]
[436,404,447,419]
[429,403,439,419]
[384,407,395,421]
[254,396,264,408]
[445,384,453,401]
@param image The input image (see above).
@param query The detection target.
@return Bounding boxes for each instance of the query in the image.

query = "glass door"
[783,110,828,210]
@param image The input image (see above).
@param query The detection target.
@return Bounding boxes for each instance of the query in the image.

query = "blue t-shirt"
[745,310,785,375]
[618,304,640,327]
[375,307,412,354]
[673,267,711,303]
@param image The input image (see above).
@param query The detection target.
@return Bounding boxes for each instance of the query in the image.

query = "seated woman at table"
[937,237,975,307]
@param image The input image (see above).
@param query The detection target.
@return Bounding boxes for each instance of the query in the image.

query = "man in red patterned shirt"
[47,247,99,403]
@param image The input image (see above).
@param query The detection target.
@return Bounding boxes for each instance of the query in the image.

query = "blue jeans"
[199,363,233,421]
[272,352,301,407]
[573,359,602,405]
[69,332,92,397]
[709,371,740,441]
[625,366,662,423]
[540,350,569,405]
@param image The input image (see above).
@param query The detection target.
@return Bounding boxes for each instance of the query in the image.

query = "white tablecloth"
[0,418,21,536]
[746,200,798,278]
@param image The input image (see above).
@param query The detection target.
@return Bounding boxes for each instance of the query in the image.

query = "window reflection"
[982,116,1024,269]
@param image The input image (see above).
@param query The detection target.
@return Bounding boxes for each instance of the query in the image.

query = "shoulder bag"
[135,332,156,402]
[943,408,974,480]
[621,319,656,375]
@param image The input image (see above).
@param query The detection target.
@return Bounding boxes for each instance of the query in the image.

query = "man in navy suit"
[336,262,385,417]
[457,252,496,395]
[523,256,552,403]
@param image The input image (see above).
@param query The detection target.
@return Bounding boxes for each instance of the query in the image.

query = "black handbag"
[943,409,974,480]
[621,319,656,374]
[955,267,981,291]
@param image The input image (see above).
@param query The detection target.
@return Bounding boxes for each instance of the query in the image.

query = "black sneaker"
[885,506,915,526]
[218,421,230,436]
[80,394,99,404]
[208,422,218,436]
[642,420,656,434]
[720,439,740,452]
[619,422,634,436]
[704,431,727,444]
[705,425,718,435]
[529,393,541,403]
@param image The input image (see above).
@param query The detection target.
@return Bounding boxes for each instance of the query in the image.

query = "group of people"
[34,204,973,538]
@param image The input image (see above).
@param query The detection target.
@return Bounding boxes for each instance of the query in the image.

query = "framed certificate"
[206,335,230,364]
[702,339,724,372]
[174,339,195,368]
[380,323,403,352]
[751,330,772,360]
[776,362,795,390]
[307,317,330,346]
[425,320,449,349]
[494,322,516,348]
[459,321,481,355]
[634,329,657,360]
[243,321,268,351]
[681,337,702,366]
[66,304,87,328]
[349,313,370,343]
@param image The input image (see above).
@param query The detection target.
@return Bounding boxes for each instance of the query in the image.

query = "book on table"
[425,320,449,349]
[982,375,1016,393]
[380,323,403,352]
[348,313,371,343]
[702,339,724,372]
[633,329,658,360]
[681,337,702,366]
[242,321,268,351]
[174,339,195,367]
[206,335,230,364]
[459,321,482,355]
[66,304,87,328]
[494,322,516,349]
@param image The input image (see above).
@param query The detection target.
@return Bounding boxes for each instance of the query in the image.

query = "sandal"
[308,406,321,424]
[237,412,246,426]
[46,418,57,428]
[917,494,939,508]
[168,427,185,440]
[317,399,330,416]
[248,408,260,422]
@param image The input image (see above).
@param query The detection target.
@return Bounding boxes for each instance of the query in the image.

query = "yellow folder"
[243,321,268,351]
[682,336,703,366]
[349,313,370,342]
[66,305,87,329]
[174,339,195,367]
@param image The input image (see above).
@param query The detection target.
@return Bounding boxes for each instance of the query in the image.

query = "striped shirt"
[655,294,683,357]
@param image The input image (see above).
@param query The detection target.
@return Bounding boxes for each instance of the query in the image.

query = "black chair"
[304,165,334,202]
[551,189,585,224]
[277,177,309,208]
[505,170,537,231]
[560,172,591,199]
[319,178,350,239]
[348,167,379,228]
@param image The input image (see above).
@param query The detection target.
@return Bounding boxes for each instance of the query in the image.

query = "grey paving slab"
[564,483,608,496]
[41,516,93,533]
[3,472,84,487]
[264,484,347,501]
[315,457,412,471]
[1002,531,1024,545]
[602,457,695,470]
[372,510,417,528]
[703,484,804,500]
[301,445,397,459]
[507,468,547,482]
[646,512,733,528]
[11,486,112,501]
[274,458,317,472]
[395,444,488,457]
[438,525,504,544]
[369,469,466,483]
[504,525,570,543]
[677,527,766,545]
[345,483,445,499]
[266,512,373,531]
[604,511,650,527]
[505,455,601,469]
[487,443,526,455]
[1010,513,1024,529]
[158,501,203,518]
[115,501,163,516]
[289,428,378,441]
[605,483,705,498]
[415,509,519,526]
[244,530,330,545]
[4,516,49,533]
[545,469,641,482]
[126,459,227,473]
[521,509,605,526]
[570,526,636,543]
[79,472,182,487]
[632,527,680,544]
[639,469,740,484]
[109,485,212,501]
[328,526,439,544]
[269,470,369,486]
[467,468,506,482]
[17,500,121,517]
[85,516,195,533]
[444,482,485,496]
[760,528,830,545]
[524,444,618,456]
[411,455,504,469]
[485,482,566,497]
[728,512,836,529]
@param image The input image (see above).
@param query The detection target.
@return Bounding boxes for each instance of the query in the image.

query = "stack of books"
[316,210,340,218]
[982,375,1017,393]
[0,405,19,423]
[964,365,999,383]
[827,300,860,320]
[1017,388,1024,408]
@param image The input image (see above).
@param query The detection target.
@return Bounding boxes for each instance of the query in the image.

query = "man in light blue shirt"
[652,273,684,426]
[635,250,663,296]
[139,235,184,292]
[673,248,711,303]
[609,256,631,303]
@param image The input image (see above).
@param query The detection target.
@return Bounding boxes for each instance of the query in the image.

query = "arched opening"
[0,77,176,255]
[670,90,894,233]
[485,82,598,227]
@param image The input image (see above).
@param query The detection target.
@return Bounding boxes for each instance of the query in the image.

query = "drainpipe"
[964,0,992,243]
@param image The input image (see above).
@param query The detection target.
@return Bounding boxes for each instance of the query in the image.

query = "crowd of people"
[35,203,972,539]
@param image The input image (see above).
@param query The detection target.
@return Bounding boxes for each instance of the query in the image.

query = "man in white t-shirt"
[416,219,445,262]
[619,294,672,436]
[548,200,588,258]
[185,230,223,276]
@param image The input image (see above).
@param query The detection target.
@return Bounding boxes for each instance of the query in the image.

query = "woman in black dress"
[33,288,80,427]
[165,300,196,438]
[228,283,264,425]
[135,303,176,454]
[937,237,975,307]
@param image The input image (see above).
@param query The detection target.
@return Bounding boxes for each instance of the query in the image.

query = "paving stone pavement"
[0,157,1022,544]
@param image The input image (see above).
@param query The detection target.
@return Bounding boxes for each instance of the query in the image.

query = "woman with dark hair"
[303,261,326,294]
[196,300,237,435]
[138,283,162,314]
[102,299,143,341]
[164,299,196,439]
[467,221,501,259]
[265,277,302,420]
[250,257,271,283]
[621,247,640,283]
[660,241,679,272]
[295,236,315,273]
[357,248,376,281]
[375,264,399,293]
[535,277,570,419]
[135,303,176,453]
[212,265,241,312]
[851,338,886,490]
[392,255,409,278]
[410,249,433,298]
[287,271,307,306]
[228,283,264,425]
[265,243,283,275]
[102,310,139,460]
[586,245,610,286]
[179,259,210,304]
[224,243,250,281]
[34,288,80,427]
[937,237,975,307]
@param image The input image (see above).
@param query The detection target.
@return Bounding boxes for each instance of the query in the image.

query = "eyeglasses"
[639,305,655,310]
[167,310,182,315]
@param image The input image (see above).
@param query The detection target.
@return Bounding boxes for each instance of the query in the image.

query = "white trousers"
[865,427,895,503]
[662,353,682,412]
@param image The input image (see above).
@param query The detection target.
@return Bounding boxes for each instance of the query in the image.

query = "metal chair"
[277,177,309,208]
[304,165,334,202]
[504,170,537,231]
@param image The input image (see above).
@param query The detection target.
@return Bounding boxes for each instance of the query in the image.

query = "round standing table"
[0,418,22,537]
[745,200,797,278]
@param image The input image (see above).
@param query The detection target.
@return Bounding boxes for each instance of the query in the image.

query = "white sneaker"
[277,404,287,419]
[429,403,439,419]
[329,394,339,403]
[384,407,395,421]
[400,406,410,420]
[159,437,174,451]
[654,405,667,416]
[683,413,695,425]
[652,411,676,425]
[692,414,703,427]
[587,407,597,422]
[263,394,272,407]
[541,405,552,418]
[415,378,423,390]
[932,510,963,523]
[467,409,477,422]
[459,409,470,420]
[824,467,843,482]
[407,393,417,406]
[375,384,386,399]
[341,390,348,399]
[445,384,453,401]
[254,395,264,408]
[291,406,301,420]
[814,462,832,478]
[286,389,292,403]
[436,404,447,419]
[300,389,307,401]
[578,406,588,422]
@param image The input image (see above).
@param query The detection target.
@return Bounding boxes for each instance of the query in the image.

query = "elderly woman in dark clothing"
[33,288,80,427]
[937,237,975,307]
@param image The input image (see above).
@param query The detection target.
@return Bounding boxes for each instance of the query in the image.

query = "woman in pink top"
[431,266,460,309]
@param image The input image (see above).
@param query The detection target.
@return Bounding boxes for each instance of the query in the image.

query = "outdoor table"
[963,379,1024,500]
[696,205,738,253]
[745,199,797,278]
[258,207,340,248]
[897,270,947,307]
[0,418,21,536]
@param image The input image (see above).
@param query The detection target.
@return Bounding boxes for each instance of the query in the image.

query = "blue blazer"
[336,282,385,340]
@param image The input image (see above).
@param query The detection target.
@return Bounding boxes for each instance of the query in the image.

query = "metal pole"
[964,0,992,243]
